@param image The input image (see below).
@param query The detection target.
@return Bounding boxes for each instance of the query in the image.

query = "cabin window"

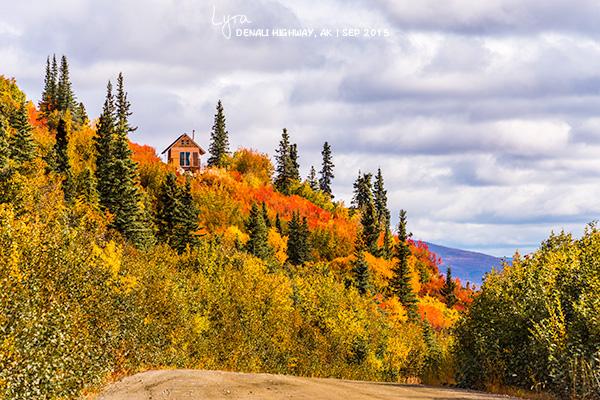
[180,151,191,167]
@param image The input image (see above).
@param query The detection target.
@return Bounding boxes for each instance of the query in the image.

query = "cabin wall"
[168,146,201,172]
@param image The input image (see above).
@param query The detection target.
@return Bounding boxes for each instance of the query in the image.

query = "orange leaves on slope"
[130,142,161,166]
[417,296,459,330]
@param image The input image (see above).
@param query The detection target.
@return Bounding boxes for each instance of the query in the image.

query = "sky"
[3,0,600,256]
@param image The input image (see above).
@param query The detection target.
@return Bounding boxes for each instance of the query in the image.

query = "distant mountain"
[423,242,511,286]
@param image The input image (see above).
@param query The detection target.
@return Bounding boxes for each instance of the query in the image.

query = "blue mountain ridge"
[422,242,511,286]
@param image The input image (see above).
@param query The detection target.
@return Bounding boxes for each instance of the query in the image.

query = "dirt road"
[96,369,518,400]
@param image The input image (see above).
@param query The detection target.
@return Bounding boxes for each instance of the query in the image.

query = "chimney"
[192,129,195,141]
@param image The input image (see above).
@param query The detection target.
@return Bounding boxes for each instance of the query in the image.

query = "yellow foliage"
[267,228,288,264]
[417,295,459,330]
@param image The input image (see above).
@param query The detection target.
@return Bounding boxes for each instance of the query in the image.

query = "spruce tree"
[287,211,310,265]
[352,237,371,295]
[207,100,230,167]
[50,55,58,109]
[261,201,271,228]
[307,166,319,191]
[390,209,417,318]
[275,212,283,234]
[156,172,181,245]
[39,56,56,115]
[381,227,394,260]
[94,81,116,210]
[175,178,200,251]
[57,55,75,112]
[352,172,373,210]
[441,266,458,308]
[374,168,391,228]
[53,117,70,174]
[9,100,36,164]
[274,128,295,194]
[361,197,380,255]
[319,141,334,197]
[246,203,270,259]
[75,168,98,204]
[289,143,300,181]
[111,73,149,245]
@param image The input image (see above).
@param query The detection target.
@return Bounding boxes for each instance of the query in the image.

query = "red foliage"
[130,142,161,166]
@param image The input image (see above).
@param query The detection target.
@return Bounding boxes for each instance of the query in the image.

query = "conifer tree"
[352,236,371,295]
[274,128,295,194]
[53,117,75,202]
[361,197,380,255]
[374,168,391,228]
[289,143,300,181]
[275,212,283,234]
[441,266,458,308]
[39,56,57,115]
[319,141,334,197]
[57,55,75,112]
[287,211,310,265]
[53,117,70,174]
[307,166,319,191]
[381,227,394,260]
[352,172,373,210]
[94,81,116,210]
[51,55,58,108]
[75,168,98,204]
[207,100,230,167]
[390,209,417,318]
[156,172,181,245]
[246,203,271,259]
[261,201,271,228]
[9,100,36,164]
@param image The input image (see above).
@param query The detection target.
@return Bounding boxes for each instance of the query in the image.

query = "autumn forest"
[0,56,598,399]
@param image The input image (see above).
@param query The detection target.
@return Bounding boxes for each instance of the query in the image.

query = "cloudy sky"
[3,0,600,256]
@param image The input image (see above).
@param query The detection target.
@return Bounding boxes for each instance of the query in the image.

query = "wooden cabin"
[161,133,206,173]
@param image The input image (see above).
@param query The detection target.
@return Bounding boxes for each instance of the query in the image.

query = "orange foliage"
[130,142,161,166]
[417,296,459,330]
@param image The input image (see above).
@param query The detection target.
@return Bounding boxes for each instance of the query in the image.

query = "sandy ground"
[96,369,519,400]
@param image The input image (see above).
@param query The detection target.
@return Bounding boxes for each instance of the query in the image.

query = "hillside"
[424,242,510,286]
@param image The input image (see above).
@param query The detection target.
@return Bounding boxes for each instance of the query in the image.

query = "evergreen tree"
[319,141,334,197]
[287,211,310,265]
[374,168,391,228]
[261,201,271,228]
[275,212,283,234]
[53,117,70,174]
[207,100,230,167]
[246,203,271,259]
[352,171,373,210]
[352,237,371,295]
[57,55,75,112]
[156,172,181,245]
[53,117,75,202]
[274,128,296,194]
[9,100,36,164]
[177,179,200,249]
[390,209,417,318]
[441,266,458,308]
[381,227,394,260]
[289,143,300,181]
[50,55,58,109]
[111,73,149,245]
[39,56,57,115]
[94,81,116,210]
[361,197,380,255]
[74,102,89,126]
[307,166,319,191]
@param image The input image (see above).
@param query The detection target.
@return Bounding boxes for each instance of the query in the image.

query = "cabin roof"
[161,133,206,155]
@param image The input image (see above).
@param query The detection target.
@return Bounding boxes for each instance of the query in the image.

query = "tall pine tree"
[261,201,271,228]
[94,81,116,210]
[352,236,371,295]
[287,211,310,265]
[307,166,319,191]
[207,100,230,167]
[441,266,458,308]
[39,56,57,115]
[361,197,380,255]
[289,143,300,181]
[57,55,76,112]
[352,172,373,210]
[53,117,74,202]
[390,209,417,318]
[246,203,271,259]
[156,172,181,245]
[319,141,334,197]
[274,128,296,194]
[374,168,391,228]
